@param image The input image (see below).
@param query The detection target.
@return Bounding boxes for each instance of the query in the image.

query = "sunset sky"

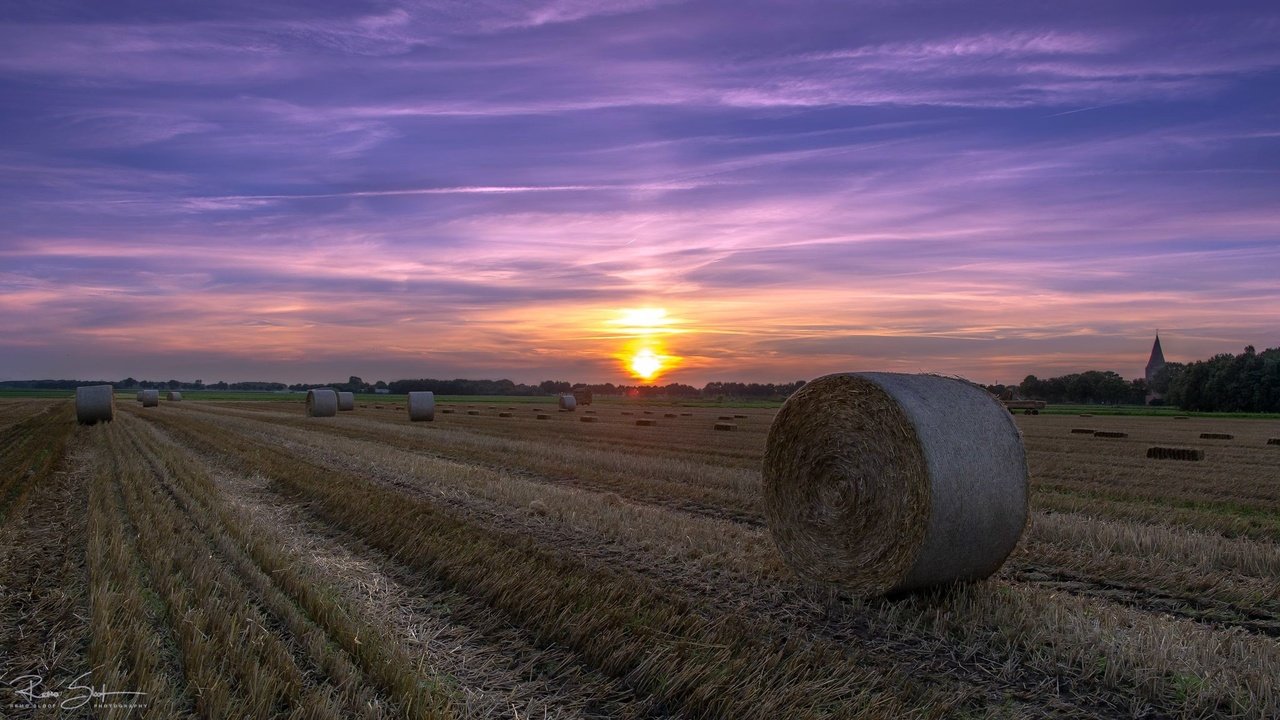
[2,1,1277,385]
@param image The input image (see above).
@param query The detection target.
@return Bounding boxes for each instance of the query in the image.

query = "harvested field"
[2,398,1279,719]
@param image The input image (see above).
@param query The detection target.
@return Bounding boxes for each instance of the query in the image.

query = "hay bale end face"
[408,392,435,422]
[337,392,355,411]
[1093,431,1128,438]
[140,389,159,407]
[75,385,115,425]
[167,391,182,401]
[635,419,656,426]
[1146,446,1204,461]
[1200,432,1234,440]
[306,389,338,417]
[580,416,599,423]
[714,422,737,431]
[558,394,577,411]
[762,372,1028,596]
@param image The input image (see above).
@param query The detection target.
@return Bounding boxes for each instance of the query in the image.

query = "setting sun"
[629,348,663,380]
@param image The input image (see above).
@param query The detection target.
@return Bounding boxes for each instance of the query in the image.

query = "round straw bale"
[559,394,577,411]
[75,385,115,425]
[714,422,736,431]
[762,372,1028,596]
[306,389,337,417]
[635,419,656,426]
[167,391,182,401]
[408,392,435,422]
[337,392,355,411]
[537,414,549,420]
[1199,432,1233,440]
[580,416,599,423]
[135,390,143,402]
[140,389,159,407]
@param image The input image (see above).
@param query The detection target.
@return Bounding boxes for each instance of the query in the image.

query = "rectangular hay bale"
[1146,446,1204,461]
[1199,433,1234,440]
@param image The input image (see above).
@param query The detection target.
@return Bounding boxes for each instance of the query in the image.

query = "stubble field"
[0,396,1277,719]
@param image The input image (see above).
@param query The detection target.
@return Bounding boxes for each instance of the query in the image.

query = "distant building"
[1145,334,1167,403]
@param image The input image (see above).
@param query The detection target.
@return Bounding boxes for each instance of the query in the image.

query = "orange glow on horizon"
[609,307,682,382]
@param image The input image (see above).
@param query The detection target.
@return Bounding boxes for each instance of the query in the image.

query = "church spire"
[1145,333,1166,380]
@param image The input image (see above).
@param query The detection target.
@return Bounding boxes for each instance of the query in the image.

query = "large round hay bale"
[337,392,355,411]
[306,389,338,417]
[140,389,159,407]
[167,391,182,401]
[75,385,115,425]
[135,391,143,402]
[408,392,435,422]
[559,394,577,411]
[762,372,1028,596]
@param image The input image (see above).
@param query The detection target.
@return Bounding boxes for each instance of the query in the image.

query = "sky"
[1,0,1277,386]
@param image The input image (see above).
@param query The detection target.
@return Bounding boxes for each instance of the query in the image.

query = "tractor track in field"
[175,403,1280,641]
[139,406,1149,719]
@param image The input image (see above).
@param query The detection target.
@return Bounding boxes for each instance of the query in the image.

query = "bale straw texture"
[408,392,435,422]
[167,391,182,401]
[1146,447,1204,461]
[337,392,355,411]
[1267,438,1279,445]
[559,395,577,411]
[306,389,338,417]
[762,372,1028,596]
[140,389,159,407]
[135,391,143,402]
[75,385,115,425]
[1200,433,1234,440]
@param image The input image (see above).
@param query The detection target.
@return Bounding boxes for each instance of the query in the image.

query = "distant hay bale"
[306,389,338,417]
[140,389,159,407]
[1174,416,1190,420]
[580,416,599,423]
[714,422,737,431]
[559,394,577,411]
[762,372,1028,596]
[75,385,115,425]
[680,412,692,416]
[621,411,634,416]
[1199,432,1233,440]
[584,410,596,415]
[1078,414,1093,418]
[135,391,143,402]
[734,414,747,419]
[635,419,656,426]
[337,392,355,411]
[1146,446,1204,461]
[441,409,455,414]
[643,410,654,415]
[664,413,678,418]
[1094,431,1128,438]
[467,410,479,416]
[167,391,182,401]
[1267,438,1279,446]
[374,405,384,409]
[499,412,513,418]
[1070,428,1094,434]
[718,415,734,420]
[408,392,435,422]
[536,414,549,420]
